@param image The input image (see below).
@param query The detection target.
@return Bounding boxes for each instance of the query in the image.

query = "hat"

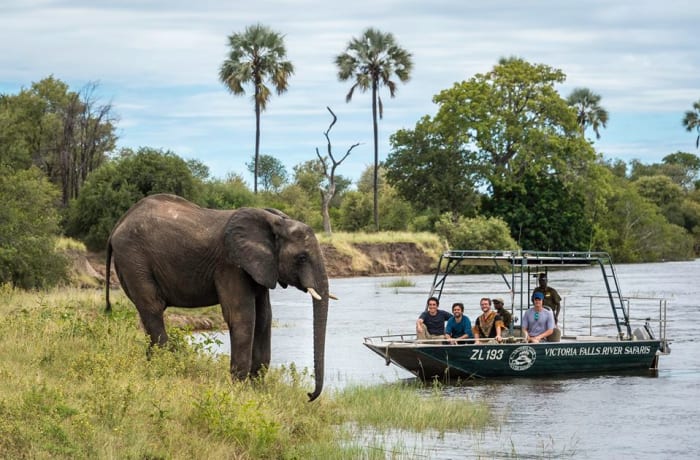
[533,292,545,300]
[492,297,505,305]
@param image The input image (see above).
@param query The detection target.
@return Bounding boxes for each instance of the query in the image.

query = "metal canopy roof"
[439,250,610,268]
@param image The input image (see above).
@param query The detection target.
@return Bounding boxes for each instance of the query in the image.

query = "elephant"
[105,193,331,401]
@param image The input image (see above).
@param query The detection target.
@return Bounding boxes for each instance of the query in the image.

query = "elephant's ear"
[224,208,284,289]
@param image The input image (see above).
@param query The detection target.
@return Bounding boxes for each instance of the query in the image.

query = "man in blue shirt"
[445,302,473,344]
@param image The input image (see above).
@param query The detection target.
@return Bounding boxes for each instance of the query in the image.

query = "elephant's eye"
[295,252,309,265]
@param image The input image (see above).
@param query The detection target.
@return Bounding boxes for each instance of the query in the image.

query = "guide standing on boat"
[416,297,452,340]
[522,292,555,343]
[532,273,562,324]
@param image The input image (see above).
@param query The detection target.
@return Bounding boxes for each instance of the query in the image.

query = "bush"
[0,166,68,288]
[434,214,518,250]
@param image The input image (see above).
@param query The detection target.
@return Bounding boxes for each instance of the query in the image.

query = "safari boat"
[363,250,671,380]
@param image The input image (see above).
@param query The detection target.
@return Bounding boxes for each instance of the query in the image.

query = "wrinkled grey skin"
[105,194,329,401]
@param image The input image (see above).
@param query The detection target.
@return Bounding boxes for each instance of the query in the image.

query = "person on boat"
[445,302,473,344]
[522,291,555,343]
[492,297,513,328]
[532,273,562,324]
[472,298,504,343]
[416,296,452,341]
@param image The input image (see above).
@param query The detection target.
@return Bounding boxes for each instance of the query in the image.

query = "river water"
[204,259,700,459]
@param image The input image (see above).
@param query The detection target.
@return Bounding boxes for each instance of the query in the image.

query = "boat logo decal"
[509,346,537,371]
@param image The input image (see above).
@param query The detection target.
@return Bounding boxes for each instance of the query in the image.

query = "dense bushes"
[0,166,67,288]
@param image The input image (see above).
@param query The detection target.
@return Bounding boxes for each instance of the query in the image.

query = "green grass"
[380,277,416,288]
[0,284,492,459]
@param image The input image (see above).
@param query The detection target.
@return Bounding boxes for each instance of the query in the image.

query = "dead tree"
[316,107,360,234]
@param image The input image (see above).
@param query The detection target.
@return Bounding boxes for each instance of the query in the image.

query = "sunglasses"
[534,312,540,321]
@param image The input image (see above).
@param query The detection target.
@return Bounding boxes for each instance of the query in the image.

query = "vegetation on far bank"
[3,62,700,290]
[0,285,492,459]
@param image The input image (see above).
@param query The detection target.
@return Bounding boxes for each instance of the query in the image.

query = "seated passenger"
[492,297,513,328]
[416,296,452,341]
[445,302,473,344]
[522,292,556,343]
[472,298,504,343]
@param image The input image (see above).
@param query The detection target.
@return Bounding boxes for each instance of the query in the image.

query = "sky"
[1,0,699,185]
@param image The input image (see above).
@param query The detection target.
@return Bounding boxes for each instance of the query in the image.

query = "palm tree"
[335,28,413,230]
[566,87,609,140]
[682,99,700,149]
[219,24,294,194]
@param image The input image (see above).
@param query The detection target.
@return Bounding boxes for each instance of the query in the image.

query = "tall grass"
[0,285,491,458]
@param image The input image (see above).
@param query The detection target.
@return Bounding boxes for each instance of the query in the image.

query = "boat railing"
[558,295,669,344]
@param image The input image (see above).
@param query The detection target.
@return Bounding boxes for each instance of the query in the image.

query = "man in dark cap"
[491,297,512,328]
[532,273,561,324]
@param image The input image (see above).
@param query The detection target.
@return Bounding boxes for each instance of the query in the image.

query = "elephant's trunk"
[307,273,329,402]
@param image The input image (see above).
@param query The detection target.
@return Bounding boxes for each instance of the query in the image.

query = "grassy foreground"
[0,285,491,459]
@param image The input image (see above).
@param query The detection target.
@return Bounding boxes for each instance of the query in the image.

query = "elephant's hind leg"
[138,307,168,348]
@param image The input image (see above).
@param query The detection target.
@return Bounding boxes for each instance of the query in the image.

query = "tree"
[246,154,288,192]
[65,147,200,250]
[335,27,413,230]
[482,172,593,251]
[314,107,359,234]
[432,57,594,193]
[219,24,294,194]
[0,165,67,288]
[682,99,700,149]
[567,87,609,140]
[385,115,480,219]
[0,77,116,205]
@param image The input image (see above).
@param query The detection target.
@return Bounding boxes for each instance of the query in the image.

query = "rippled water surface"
[206,259,700,459]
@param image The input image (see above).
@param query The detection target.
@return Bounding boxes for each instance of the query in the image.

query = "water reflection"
[201,259,700,459]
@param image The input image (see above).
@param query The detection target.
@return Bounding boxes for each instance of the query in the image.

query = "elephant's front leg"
[221,292,257,381]
[251,289,272,377]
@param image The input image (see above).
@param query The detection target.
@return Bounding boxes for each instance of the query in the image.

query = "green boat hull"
[364,339,662,380]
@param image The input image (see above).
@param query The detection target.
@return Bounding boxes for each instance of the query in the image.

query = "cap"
[538,273,547,280]
[492,297,505,305]
[533,292,545,300]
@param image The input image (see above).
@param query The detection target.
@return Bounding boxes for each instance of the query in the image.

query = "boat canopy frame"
[427,250,632,339]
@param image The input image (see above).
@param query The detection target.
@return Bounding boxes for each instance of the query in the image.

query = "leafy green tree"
[246,154,288,192]
[682,99,700,149]
[634,175,684,209]
[566,87,609,139]
[336,27,413,230]
[219,24,294,194]
[432,57,594,193]
[662,152,700,189]
[197,173,256,210]
[0,166,67,288]
[434,214,518,251]
[385,115,480,219]
[0,77,116,205]
[65,147,199,250]
[600,181,693,261]
[337,191,372,232]
[483,172,592,251]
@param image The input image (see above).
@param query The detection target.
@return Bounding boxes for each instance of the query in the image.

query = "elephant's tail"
[105,239,113,313]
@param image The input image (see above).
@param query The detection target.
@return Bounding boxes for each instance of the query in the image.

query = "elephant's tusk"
[329,293,339,300]
[307,287,322,300]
